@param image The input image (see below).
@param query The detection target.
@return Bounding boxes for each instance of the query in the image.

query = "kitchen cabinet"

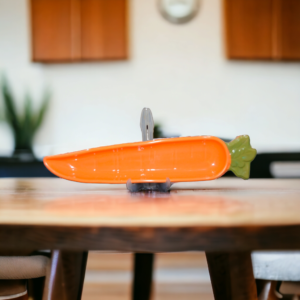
[224,0,300,60]
[30,0,128,62]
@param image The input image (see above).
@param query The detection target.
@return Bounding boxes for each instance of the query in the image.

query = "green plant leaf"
[33,88,51,132]
[21,92,34,148]
[1,76,20,132]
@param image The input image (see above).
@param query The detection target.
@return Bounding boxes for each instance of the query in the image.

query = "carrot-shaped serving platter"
[44,135,256,183]
[44,108,256,188]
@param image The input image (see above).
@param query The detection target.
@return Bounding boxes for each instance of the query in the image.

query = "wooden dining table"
[1,177,300,300]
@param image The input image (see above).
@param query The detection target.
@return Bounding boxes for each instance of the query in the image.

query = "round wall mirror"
[158,0,200,24]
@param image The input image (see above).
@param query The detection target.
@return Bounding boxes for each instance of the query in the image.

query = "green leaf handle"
[226,135,257,180]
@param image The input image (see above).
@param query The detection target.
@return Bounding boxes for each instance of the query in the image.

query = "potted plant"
[1,76,50,161]
[154,123,165,139]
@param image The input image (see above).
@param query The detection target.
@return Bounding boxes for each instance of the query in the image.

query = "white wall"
[0,0,299,158]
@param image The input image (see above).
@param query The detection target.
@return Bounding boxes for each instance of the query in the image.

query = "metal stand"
[130,108,170,300]
[126,178,171,193]
[126,107,172,193]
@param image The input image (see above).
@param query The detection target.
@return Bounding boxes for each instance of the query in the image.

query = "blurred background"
[0,0,299,299]
[0,0,299,158]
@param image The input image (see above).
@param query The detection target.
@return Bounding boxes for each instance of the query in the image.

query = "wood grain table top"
[0,178,299,227]
[1,178,300,251]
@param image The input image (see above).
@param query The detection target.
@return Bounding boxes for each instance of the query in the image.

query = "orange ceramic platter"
[44,135,256,184]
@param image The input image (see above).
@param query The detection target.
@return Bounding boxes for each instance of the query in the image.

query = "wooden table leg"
[132,253,154,300]
[206,252,258,300]
[42,250,88,300]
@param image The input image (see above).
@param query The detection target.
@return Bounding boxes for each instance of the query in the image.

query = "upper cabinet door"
[31,0,128,62]
[224,0,273,59]
[31,0,75,62]
[81,0,106,60]
[103,0,128,59]
[274,0,300,60]
[81,0,127,60]
[224,0,300,60]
